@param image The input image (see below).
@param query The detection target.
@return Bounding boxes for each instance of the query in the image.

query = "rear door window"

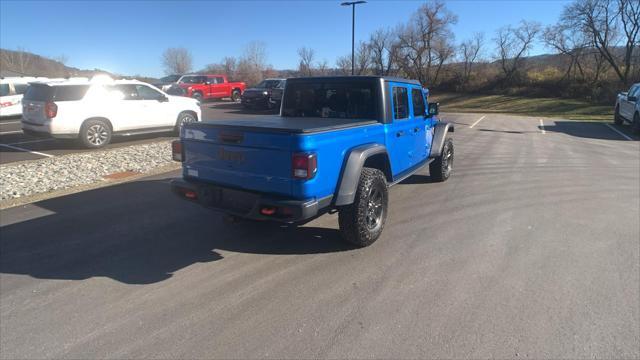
[392,86,408,120]
[215,77,224,84]
[411,88,426,117]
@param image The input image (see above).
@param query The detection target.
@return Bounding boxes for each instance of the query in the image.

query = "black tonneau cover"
[195,116,379,134]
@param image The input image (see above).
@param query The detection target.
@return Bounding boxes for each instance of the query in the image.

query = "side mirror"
[427,102,439,116]
[628,96,637,102]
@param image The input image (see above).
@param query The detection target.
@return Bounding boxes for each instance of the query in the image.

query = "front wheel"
[429,137,453,182]
[632,113,640,134]
[614,106,623,125]
[231,90,241,102]
[175,112,197,134]
[338,167,388,247]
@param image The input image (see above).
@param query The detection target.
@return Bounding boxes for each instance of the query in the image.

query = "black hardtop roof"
[286,75,421,86]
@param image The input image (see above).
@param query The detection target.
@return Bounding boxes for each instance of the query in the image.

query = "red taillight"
[172,140,183,162]
[45,102,57,118]
[1,101,14,108]
[292,152,317,180]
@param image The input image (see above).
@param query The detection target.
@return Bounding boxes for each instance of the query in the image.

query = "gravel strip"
[1,141,175,200]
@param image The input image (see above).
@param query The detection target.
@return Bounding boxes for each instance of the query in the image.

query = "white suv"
[21,77,201,148]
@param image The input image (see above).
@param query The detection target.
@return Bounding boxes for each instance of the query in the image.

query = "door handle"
[396,131,404,137]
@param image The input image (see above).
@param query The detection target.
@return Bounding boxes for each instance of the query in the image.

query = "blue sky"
[1,0,571,77]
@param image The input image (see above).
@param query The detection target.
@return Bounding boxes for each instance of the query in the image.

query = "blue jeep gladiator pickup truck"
[171,76,454,247]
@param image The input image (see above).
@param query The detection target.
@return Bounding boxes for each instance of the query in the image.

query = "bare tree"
[1,47,33,75]
[336,55,351,75]
[237,41,269,86]
[297,47,315,76]
[317,59,329,75]
[458,33,484,88]
[396,0,458,85]
[542,24,588,81]
[495,20,541,84]
[354,42,373,75]
[161,47,193,75]
[369,28,398,75]
[562,0,640,85]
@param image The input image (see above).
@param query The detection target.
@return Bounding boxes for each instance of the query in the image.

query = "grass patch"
[430,92,613,121]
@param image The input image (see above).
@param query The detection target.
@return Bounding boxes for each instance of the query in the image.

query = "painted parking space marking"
[539,119,546,134]
[469,115,486,128]
[0,121,21,125]
[604,123,632,141]
[0,143,54,158]
[0,130,23,135]
[8,138,56,146]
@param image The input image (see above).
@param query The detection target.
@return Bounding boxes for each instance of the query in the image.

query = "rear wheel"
[231,90,241,102]
[338,167,388,247]
[614,106,623,125]
[429,137,453,182]
[632,113,640,134]
[79,119,112,148]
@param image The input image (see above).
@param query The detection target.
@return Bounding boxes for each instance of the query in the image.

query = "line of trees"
[161,0,638,102]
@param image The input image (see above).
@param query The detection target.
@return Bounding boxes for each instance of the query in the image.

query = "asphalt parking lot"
[0,101,276,165]
[1,110,638,358]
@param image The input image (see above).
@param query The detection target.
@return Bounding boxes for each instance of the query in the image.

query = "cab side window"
[392,86,408,120]
[411,88,426,117]
[215,77,225,84]
[135,85,162,100]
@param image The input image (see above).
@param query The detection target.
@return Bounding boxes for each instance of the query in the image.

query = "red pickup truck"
[177,74,246,102]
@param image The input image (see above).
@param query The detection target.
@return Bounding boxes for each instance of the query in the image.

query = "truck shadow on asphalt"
[0,179,352,285]
[541,121,638,141]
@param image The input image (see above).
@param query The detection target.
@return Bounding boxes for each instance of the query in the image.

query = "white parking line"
[604,123,632,141]
[0,130,23,135]
[0,143,54,157]
[0,121,21,125]
[8,138,55,146]
[539,119,546,134]
[469,115,486,128]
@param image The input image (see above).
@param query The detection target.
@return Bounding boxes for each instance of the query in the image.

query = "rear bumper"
[21,121,77,139]
[171,178,329,223]
[241,96,269,107]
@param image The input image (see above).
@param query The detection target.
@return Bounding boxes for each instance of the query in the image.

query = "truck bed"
[195,116,379,134]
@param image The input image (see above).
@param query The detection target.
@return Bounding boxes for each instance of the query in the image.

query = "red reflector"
[260,207,276,215]
[172,140,183,162]
[184,190,197,199]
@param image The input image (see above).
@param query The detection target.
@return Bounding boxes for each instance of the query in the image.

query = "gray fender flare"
[334,143,389,206]
[429,122,454,158]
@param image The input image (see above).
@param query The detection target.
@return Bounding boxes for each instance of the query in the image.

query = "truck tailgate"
[182,124,293,197]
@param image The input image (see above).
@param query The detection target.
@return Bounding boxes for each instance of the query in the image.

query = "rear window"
[0,84,9,96]
[282,80,379,120]
[24,84,90,102]
[14,84,28,95]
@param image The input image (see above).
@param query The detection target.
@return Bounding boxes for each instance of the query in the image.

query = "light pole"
[341,1,366,76]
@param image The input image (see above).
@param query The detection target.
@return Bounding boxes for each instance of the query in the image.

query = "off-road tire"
[614,106,623,125]
[632,113,640,134]
[429,137,453,182]
[338,167,388,247]
[231,90,241,102]
[79,119,112,148]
